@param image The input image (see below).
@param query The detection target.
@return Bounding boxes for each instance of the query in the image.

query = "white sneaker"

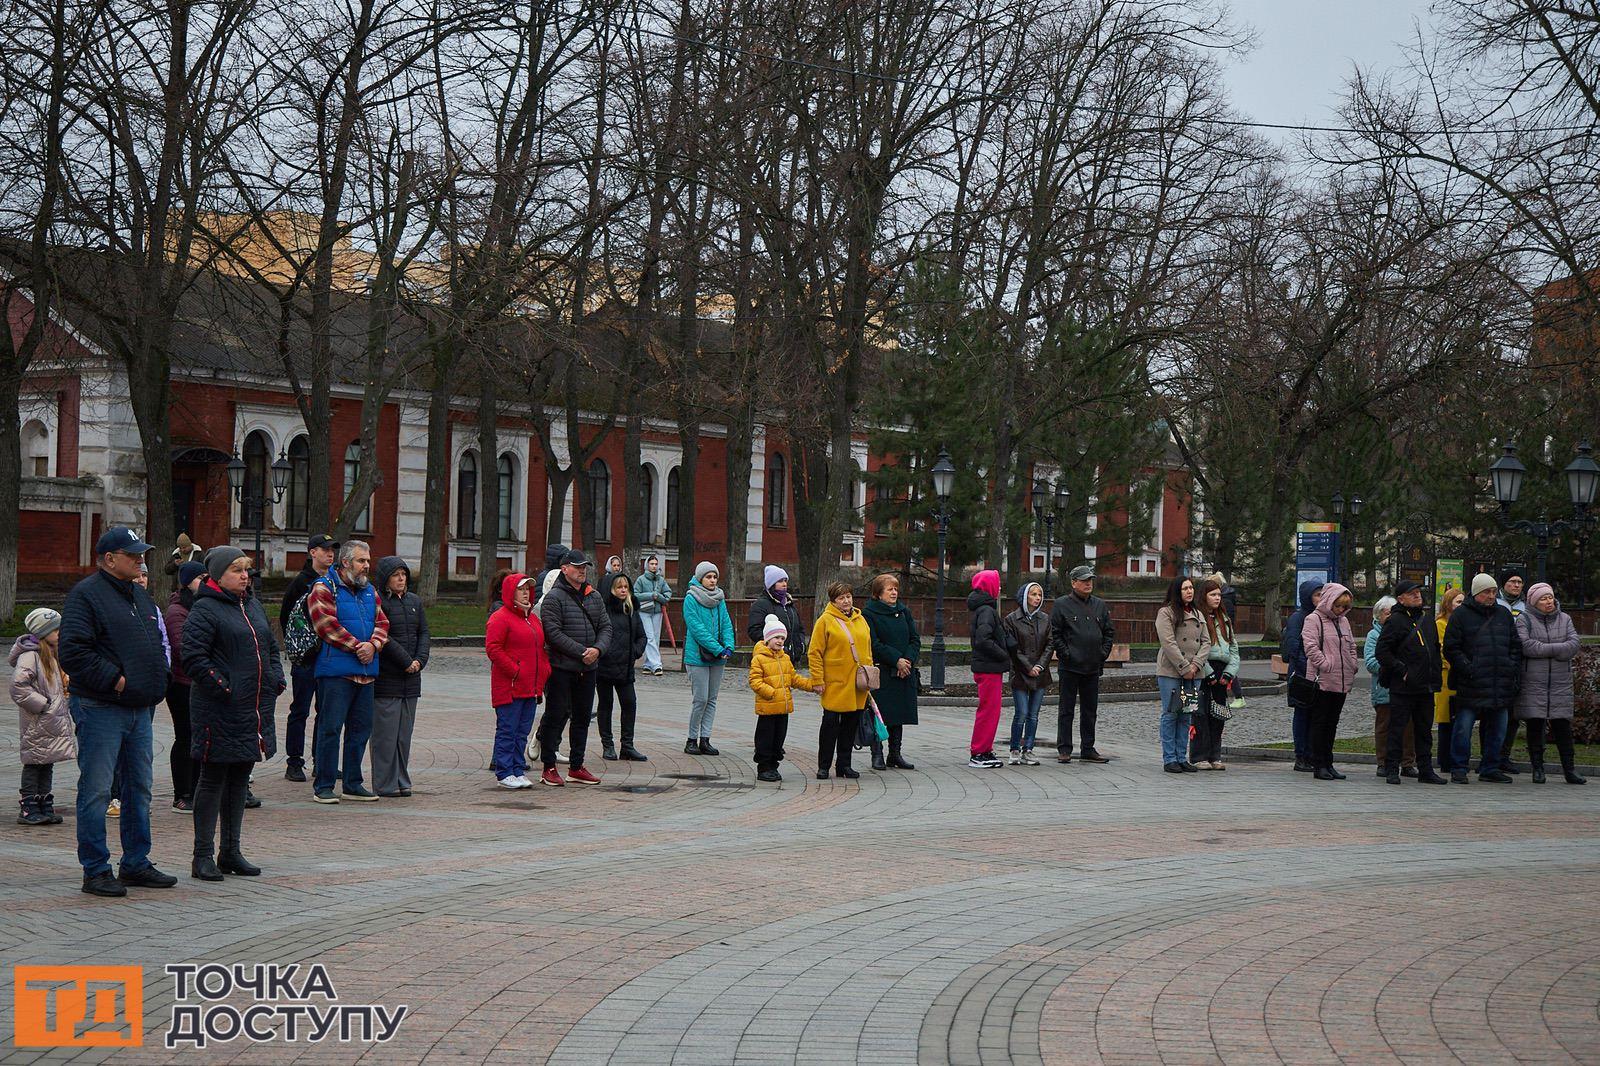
[499,777,522,789]
[1007,750,1022,765]
[555,750,569,764]
[515,776,534,789]
[1021,750,1041,766]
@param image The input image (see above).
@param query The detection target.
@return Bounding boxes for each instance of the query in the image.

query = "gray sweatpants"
[370,696,417,795]
[687,663,724,739]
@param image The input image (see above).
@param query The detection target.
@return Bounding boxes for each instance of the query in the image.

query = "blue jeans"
[1452,705,1507,775]
[75,701,155,877]
[285,660,318,766]
[1008,688,1044,750]
[1292,705,1311,760]
[1158,677,1196,765]
[313,679,376,793]
[493,698,539,779]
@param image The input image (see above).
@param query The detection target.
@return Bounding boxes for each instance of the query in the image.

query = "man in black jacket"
[1443,573,1521,783]
[278,533,337,781]
[537,550,612,786]
[1049,566,1116,764]
[59,527,178,897]
[1375,580,1448,785]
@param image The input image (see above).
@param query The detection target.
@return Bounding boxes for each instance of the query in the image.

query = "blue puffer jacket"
[1281,579,1322,708]
[58,569,170,708]
[1364,624,1389,705]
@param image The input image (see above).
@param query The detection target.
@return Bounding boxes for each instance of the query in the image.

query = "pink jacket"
[1300,582,1360,694]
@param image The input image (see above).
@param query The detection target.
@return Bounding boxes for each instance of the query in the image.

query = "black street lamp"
[1330,492,1362,583]
[1488,442,1599,585]
[1032,478,1070,601]
[929,448,955,692]
[228,448,291,591]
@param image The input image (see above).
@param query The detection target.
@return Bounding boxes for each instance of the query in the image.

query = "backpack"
[283,591,320,668]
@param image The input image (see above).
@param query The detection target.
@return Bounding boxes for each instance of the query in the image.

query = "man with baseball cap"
[536,550,611,786]
[1375,579,1447,784]
[1048,564,1116,763]
[59,527,177,896]
[279,533,337,781]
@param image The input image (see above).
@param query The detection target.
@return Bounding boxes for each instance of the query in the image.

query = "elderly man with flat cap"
[1048,564,1116,764]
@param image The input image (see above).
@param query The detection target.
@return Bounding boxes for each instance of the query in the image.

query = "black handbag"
[1288,673,1319,705]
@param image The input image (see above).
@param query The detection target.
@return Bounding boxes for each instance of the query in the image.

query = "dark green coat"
[862,598,920,727]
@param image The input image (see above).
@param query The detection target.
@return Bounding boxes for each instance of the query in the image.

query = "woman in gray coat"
[1515,582,1585,784]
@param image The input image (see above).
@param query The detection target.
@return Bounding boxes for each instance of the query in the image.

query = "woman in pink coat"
[1300,582,1361,781]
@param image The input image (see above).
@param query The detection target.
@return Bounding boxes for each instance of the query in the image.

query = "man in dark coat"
[279,533,336,781]
[1048,565,1116,764]
[1375,580,1447,784]
[1442,573,1522,783]
[538,550,612,785]
[372,557,430,796]
[1281,579,1324,772]
[59,527,178,897]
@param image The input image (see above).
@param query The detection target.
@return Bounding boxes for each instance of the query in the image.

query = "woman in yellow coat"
[748,615,818,782]
[1434,586,1465,773]
[808,580,874,780]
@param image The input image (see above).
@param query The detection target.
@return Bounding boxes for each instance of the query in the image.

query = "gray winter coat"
[9,636,76,765]
[1515,607,1580,721]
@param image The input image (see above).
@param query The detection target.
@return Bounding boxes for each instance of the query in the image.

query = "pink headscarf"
[971,569,1000,598]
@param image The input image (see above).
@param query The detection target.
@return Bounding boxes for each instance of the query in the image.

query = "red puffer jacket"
[486,572,552,706]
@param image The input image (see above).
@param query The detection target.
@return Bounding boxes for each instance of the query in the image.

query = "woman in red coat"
[486,572,551,789]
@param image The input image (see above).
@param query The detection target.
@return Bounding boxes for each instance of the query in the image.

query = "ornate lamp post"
[1488,442,1599,585]
[929,448,955,692]
[227,448,291,590]
[1329,491,1362,584]
[1032,478,1071,600]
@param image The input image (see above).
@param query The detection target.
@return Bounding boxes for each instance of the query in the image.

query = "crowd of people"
[9,527,1590,899]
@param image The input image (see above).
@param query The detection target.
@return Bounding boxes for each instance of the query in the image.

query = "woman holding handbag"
[862,573,920,770]
[807,580,875,780]
[1301,582,1361,781]
[1191,578,1239,771]
[1154,576,1206,774]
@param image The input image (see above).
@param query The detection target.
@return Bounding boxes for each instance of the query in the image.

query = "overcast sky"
[1219,0,1436,135]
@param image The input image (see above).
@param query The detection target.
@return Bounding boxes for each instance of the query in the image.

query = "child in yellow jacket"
[748,615,818,782]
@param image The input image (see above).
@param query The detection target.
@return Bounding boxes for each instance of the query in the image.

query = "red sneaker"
[567,767,601,785]
[540,768,565,787]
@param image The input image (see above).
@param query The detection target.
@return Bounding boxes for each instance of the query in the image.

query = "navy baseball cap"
[95,527,153,556]
[561,549,591,568]
[307,533,338,552]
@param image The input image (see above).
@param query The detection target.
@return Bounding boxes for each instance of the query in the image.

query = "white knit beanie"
[1471,572,1498,596]
[762,614,787,642]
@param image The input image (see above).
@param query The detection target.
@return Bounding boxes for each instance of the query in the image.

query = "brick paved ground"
[2,648,1595,1064]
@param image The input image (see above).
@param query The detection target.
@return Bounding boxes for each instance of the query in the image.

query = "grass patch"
[1262,734,1600,765]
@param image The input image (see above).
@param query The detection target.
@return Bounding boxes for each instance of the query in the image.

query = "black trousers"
[540,668,597,770]
[1386,692,1435,773]
[818,709,861,773]
[868,721,905,761]
[1310,689,1346,768]
[20,764,53,797]
[1057,671,1100,755]
[754,714,789,771]
[596,677,637,746]
[166,682,200,801]
[1525,718,1576,769]
[193,761,252,860]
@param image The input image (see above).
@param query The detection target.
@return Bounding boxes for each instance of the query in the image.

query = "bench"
[1105,644,1132,669]
[1270,654,1289,677]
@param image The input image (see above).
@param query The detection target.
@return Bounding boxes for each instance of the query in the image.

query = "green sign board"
[1435,558,1464,596]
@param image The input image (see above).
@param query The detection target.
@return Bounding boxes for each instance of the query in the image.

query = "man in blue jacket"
[59,527,178,897]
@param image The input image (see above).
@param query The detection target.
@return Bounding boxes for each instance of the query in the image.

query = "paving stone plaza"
[4,650,1598,1064]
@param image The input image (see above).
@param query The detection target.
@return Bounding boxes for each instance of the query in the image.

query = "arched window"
[21,419,49,478]
[456,451,478,540]
[344,441,371,532]
[642,464,658,543]
[766,452,787,528]
[665,467,680,546]
[284,435,310,531]
[241,430,271,529]
[586,458,611,544]
[497,453,515,540]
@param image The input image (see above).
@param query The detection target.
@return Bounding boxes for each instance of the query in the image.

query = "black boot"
[1293,758,1313,773]
[684,738,698,754]
[191,857,224,881]
[871,750,887,771]
[602,741,618,761]
[218,851,261,876]
[619,745,648,761]
[698,738,719,756]
[1561,751,1586,784]
[887,750,915,770]
[1532,758,1547,784]
[41,793,63,824]
[16,796,50,826]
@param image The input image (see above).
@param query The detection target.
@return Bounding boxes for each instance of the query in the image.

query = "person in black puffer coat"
[745,565,807,666]
[596,572,648,762]
[967,569,1014,768]
[1375,580,1446,784]
[1442,573,1521,783]
[181,547,285,881]
[373,556,429,797]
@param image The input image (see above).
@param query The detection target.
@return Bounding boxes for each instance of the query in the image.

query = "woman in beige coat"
[1154,577,1207,773]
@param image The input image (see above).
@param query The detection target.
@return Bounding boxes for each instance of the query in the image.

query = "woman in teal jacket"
[682,561,735,755]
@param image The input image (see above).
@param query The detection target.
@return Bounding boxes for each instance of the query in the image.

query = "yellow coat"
[748,640,816,715]
[1434,615,1455,723]
[808,602,873,712]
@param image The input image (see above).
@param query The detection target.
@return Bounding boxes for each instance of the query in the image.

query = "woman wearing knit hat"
[682,561,736,754]
[1515,582,1585,784]
[181,548,284,880]
[746,565,807,667]
[162,562,207,811]
[10,608,74,826]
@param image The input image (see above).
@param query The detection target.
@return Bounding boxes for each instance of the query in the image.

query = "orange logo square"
[13,966,143,1047]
